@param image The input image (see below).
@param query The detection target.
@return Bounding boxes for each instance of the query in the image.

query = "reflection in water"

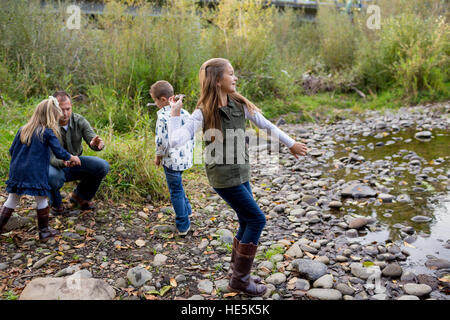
[324,129,449,272]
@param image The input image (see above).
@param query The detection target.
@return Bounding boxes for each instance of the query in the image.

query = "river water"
[326,128,450,274]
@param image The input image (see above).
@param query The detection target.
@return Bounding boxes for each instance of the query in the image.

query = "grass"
[0,0,448,203]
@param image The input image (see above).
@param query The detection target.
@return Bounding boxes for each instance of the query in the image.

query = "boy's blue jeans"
[163,165,191,232]
[214,181,266,245]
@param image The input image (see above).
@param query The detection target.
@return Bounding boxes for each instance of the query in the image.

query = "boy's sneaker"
[178,225,191,236]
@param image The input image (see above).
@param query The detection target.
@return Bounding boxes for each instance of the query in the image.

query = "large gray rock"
[306,289,342,300]
[403,283,432,297]
[291,259,328,281]
[127,266,152,287]
[2,215,33,232]
[19,277,115,300]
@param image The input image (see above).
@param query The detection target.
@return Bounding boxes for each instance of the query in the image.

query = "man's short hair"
[150,81,174,99]
[52,91,72,103]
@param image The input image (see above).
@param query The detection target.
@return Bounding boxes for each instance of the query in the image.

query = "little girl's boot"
[0,206,14,232]
[37,207,59,241]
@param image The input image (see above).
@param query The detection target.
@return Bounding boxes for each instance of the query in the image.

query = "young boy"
[150,80,194,235]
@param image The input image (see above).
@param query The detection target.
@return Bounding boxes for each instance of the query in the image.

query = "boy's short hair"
[150,80,174,99]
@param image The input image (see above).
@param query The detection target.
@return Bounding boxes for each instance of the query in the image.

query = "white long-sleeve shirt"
[168,106,295,149]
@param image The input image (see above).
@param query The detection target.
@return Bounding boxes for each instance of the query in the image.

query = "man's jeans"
[48,156,110,207]
[163,165,191,233]
[214,181,266,245]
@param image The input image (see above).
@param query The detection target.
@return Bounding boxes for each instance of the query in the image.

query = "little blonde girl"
[0,97,80,241]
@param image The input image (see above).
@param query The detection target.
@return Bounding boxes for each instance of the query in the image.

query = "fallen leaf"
[403,241,416,248]
[144,294,159,300]
[159,285,171,296]
[304,252,315,259]
[223,292,238,298]
[74,243,85,249]
[170,278,177,287]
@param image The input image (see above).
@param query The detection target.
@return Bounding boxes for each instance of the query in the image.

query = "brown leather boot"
[37,207,59,241]
[230,237,262,283]
[70,192,95,211]
[228,242,267,297]
[0,206,14,232]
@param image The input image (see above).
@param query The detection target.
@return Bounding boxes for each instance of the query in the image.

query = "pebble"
[335,283,355,296]
[306,289,342,300]
[266,273,287,285]
[188,295,205,300]
[348,218,369,229]
[397,295,420,300]
[328,201,343,209]
[152,254,168,267]
[33,254,56,269]
[313,274,334,289]
[291,259,328,281]
[197,280,214,294]
[295,279,310,291]
[411,215,432,223]
[285,244,303,258]
[382,263,403,278]
[127,266,152,287]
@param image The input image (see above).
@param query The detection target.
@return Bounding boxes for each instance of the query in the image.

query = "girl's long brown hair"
[20,98,63,146]
[197,58,260,133]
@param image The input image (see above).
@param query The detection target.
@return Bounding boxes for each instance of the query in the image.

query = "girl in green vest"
[168,58,308,296]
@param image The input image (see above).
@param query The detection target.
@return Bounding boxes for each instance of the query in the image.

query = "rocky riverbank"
[0,102,449,300]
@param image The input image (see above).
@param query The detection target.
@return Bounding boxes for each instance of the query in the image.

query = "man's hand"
[289,142,308,159]
[90,135,105,150]
[155,155,162,166]
[68,155,81,167]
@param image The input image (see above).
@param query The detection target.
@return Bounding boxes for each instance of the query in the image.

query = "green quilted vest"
[203,98,250,189]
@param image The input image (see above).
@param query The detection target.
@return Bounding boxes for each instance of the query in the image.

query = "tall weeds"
[0,0,448,201]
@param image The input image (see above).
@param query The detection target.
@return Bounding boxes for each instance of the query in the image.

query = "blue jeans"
[163,166,191,232]
[48,156,110,207]
[214,181,266,245]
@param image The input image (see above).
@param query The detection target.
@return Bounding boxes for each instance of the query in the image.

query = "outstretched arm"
[168,96,203,148]
[244,107,308,158]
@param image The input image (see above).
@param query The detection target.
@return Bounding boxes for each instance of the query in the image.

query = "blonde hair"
[197,58,260,133]
[20,98,63,146]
